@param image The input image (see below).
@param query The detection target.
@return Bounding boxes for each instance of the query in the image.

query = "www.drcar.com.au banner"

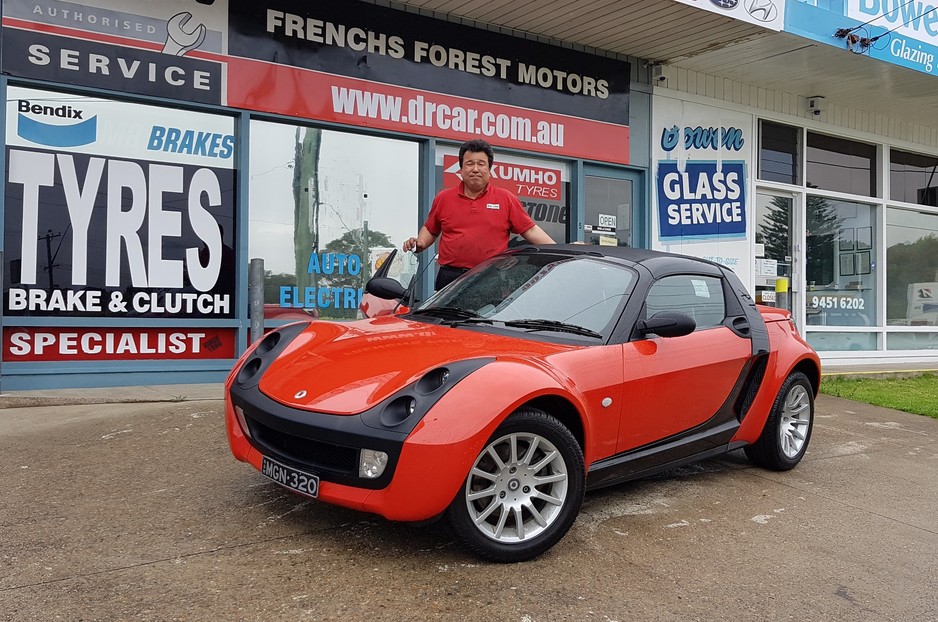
[4,86,238,361]
[226,0,632,164]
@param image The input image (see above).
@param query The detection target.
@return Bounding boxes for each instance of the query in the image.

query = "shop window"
[886,207,938,328]
[758,121,801,185]
[805,199,876,329]
[806,132,876,196]
[889,149,938,206]
[806,332,877,352]
[887,332,938,350]
[249,121,418,322]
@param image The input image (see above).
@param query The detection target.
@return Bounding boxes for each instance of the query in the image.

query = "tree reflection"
[886,234,938,323]
[805,194,840,288]
[758,193,841,288]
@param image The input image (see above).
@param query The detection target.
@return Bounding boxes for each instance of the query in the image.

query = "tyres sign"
[4,86,237,319]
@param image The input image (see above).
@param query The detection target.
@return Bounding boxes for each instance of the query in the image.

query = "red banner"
[3,327,236,362]
[227,58,630,165]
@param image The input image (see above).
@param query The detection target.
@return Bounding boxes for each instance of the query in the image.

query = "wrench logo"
[162,11,206,56]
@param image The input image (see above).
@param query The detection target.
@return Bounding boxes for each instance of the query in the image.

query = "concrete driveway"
[1,394,936,621]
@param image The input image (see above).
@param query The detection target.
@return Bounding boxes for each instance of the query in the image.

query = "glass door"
[755,191,796,313]
[582,167,643,247]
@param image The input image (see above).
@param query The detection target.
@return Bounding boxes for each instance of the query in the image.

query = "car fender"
[733,322,821,444]
[359,358,592,521]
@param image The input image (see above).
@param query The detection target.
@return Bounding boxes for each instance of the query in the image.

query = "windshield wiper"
[408,307,489,325]
[501,318,603,339]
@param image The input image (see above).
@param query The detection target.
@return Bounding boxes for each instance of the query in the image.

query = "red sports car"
[225,245,820,562]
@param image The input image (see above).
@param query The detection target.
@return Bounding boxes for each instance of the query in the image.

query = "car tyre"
[745,371,814,470]
[446,408,585,563]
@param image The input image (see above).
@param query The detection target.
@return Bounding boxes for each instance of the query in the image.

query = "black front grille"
[248,417,358,475]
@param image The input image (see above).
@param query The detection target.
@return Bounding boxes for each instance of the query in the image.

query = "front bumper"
[225,388,496,521]
[229,384,406,490]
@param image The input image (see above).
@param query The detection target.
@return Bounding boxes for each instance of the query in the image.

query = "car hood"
[258,316,571,414]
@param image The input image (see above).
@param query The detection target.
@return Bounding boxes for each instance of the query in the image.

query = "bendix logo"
[16,99,97,147]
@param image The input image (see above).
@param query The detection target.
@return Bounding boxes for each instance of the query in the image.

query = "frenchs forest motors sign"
[227,0,632,164]
[1,0,631,164]
[4,86,237,320]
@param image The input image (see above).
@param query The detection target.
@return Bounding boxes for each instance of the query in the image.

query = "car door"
[617,274,753,453]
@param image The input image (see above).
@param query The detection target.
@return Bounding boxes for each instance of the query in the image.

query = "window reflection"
[806,133,876,196]
[886,208,938,328]
[249,121,418,322]
[755,193,792,309]
[805,199,876,331]
[759,121,801,185]
[889,149,938,206]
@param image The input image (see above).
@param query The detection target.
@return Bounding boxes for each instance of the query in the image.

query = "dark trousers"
[435,265,469,290]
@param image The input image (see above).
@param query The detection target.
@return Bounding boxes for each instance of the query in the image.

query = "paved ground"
[1,385,936,622]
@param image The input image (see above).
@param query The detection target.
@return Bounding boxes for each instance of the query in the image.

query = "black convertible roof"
[510,243,728,279]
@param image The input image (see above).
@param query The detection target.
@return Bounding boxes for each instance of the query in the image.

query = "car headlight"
[360,449,389,478]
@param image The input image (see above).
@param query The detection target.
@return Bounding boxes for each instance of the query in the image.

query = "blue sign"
[785,0,938,77]
[656,160,747,240]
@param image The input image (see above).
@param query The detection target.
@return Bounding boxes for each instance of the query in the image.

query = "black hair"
[459,139,494,167]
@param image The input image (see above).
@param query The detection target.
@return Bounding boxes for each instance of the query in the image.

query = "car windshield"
[414,253,635,336]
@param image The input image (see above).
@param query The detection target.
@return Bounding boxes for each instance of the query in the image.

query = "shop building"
[1,0,936,390]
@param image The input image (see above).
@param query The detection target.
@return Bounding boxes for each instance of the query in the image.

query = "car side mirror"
[365,276,406,300]
[638,311,696,338]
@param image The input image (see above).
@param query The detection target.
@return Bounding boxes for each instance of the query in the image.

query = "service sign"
[652,96,754,287]
[1,0,228,104]
[4,85,237,319]
[3,326,236,361]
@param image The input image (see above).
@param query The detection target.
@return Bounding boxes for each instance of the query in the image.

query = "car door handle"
[732,317,751,335]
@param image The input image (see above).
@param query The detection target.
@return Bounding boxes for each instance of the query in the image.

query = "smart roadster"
[225,245,820,562]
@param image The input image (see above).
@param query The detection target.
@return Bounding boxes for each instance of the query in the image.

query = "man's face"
[460,150,491,194]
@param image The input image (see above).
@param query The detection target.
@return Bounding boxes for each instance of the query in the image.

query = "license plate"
[260,456,319,498]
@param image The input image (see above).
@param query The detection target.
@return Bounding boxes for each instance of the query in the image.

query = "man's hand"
[404,227,436,253]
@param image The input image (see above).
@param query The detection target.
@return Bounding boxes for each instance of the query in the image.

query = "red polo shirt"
[424,182,536,269]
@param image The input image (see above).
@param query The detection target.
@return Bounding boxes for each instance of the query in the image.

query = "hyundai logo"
[746,0,778,22]
[294,390,307,399]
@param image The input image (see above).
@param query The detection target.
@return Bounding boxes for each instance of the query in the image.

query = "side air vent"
[735,355,768,421]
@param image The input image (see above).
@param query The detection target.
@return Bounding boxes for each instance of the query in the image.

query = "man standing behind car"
[403,139,555,290]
